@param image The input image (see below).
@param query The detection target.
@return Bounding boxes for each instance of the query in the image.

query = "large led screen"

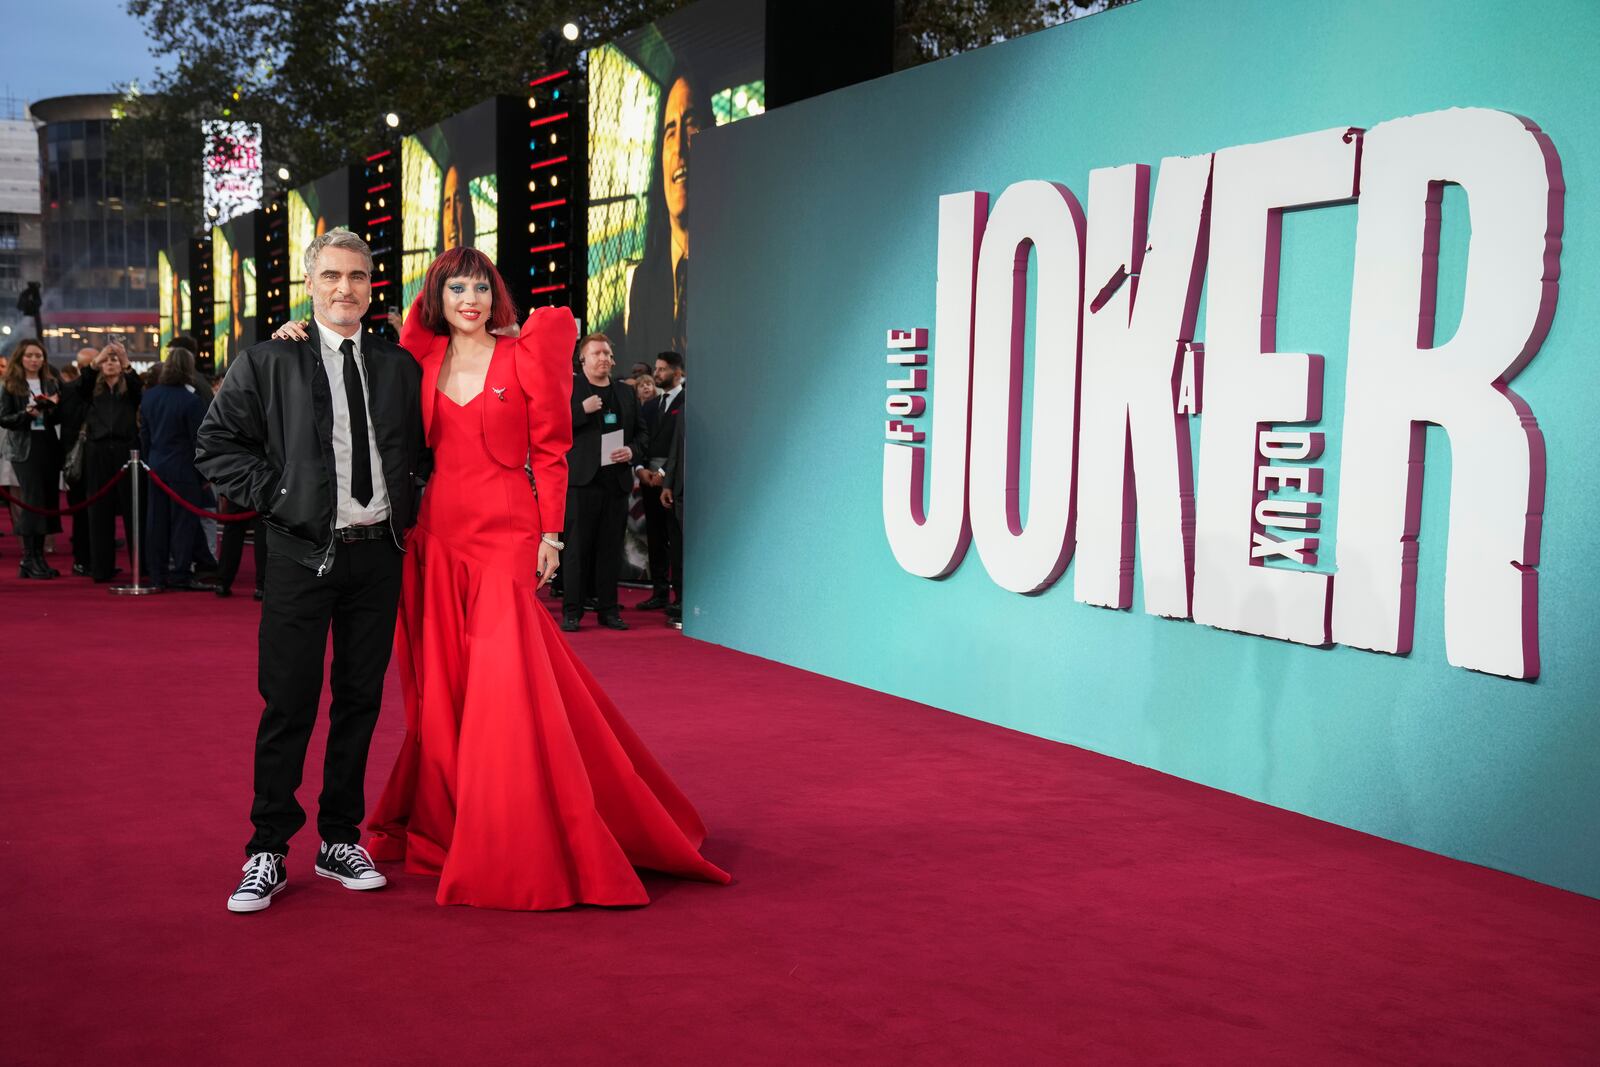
[212,227,231,359]
[158,249,177,348]
[587,0,764,364]
[287,169,350,322]
[212,213,257,369]
[159,241,193,348]
[401,98,501,317]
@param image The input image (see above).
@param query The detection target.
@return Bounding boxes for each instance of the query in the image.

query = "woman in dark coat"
[140,346,211,590]
[0,339,65,578]
[77,342,142,582]
[56,360,93,574]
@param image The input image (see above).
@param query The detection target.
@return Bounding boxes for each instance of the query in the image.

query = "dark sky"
[9,1,166,116]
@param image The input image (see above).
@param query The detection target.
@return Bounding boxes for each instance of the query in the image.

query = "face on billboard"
[584,0,765,363]
[400,101,499,317]
[661,76,703,227]
[442,166,465,250]
[231,248,245,346]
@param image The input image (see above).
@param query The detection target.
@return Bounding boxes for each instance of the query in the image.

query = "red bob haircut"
[414,246,520,334]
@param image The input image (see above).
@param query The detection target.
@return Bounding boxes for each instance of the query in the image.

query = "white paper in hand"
[600,428,625,466]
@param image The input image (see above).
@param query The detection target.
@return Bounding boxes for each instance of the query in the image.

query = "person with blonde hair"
[76,342,142,582]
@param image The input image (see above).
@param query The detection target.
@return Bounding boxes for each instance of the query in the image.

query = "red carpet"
[2,538,1598,1064]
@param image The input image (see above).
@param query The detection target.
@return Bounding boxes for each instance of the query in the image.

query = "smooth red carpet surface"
[2,545,1598,1064]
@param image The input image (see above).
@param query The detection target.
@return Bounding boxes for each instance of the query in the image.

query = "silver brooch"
[492,387,507,401]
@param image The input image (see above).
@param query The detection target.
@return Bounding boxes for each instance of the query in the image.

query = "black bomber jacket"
[195,324,429,574]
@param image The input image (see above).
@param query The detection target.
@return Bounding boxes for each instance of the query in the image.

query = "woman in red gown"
[362,248,727,909]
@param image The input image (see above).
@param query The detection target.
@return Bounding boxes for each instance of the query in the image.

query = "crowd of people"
[555,337,687,631]
[0,330,688,616]
[0,336,266,596]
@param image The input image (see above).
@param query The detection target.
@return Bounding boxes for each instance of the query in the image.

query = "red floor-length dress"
[366,302,729,909]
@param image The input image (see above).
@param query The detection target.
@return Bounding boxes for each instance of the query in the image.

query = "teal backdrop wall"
[685,0,1600,897]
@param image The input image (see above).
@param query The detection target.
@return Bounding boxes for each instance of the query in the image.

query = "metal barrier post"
[111,451,158,596]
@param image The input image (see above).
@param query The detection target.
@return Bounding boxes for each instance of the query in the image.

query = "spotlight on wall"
[384,112,400,128]
[562,22,579,41]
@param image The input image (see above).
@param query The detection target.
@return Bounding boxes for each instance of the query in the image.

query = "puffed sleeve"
[396,293,446,366]
[513,305,578,533]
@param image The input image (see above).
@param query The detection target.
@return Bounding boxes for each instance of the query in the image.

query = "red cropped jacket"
[399,296,578,534]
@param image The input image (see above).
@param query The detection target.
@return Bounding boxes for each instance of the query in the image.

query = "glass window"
[107,219,127,263]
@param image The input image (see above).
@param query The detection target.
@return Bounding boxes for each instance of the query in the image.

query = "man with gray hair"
[198,228,427,913]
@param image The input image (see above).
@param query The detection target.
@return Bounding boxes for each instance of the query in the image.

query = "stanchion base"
[110,584,162,596]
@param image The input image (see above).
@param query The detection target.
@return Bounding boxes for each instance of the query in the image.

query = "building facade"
[31,94,191,358]
[0,115,44,348]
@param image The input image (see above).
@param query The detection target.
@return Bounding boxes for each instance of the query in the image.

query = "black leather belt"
[334,522,391,543]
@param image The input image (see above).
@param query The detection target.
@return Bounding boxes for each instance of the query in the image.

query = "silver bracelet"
[541,534,565,550]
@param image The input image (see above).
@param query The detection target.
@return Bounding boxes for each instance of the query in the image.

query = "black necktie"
[341,338,373,506]
[672,258,688,356]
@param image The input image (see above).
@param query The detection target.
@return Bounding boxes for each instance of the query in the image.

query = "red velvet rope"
[0,466,129,516]
[140,464,259,522]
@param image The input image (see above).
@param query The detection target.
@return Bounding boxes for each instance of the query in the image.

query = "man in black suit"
[637,350,684,611]
[197,229,427,913]
[659,391,687,626]
[563,332,649,632]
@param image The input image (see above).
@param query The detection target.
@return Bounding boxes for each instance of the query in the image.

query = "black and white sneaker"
[314,842,387,890]
[228,852,287,913]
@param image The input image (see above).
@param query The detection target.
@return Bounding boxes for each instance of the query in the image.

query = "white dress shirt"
[315,319,390,528]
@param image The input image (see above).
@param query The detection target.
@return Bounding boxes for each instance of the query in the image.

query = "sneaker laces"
[237,853,280,895]
[325,843,376,875]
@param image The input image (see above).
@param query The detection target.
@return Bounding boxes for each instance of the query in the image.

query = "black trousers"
[217,498,267,593]
[563,481,627,617]
[146,474,200,588]
[85,440,135,581]
[10,434,62,536]
[247,537,403,856]
[642,487,682,599]
[67,478,90,567]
